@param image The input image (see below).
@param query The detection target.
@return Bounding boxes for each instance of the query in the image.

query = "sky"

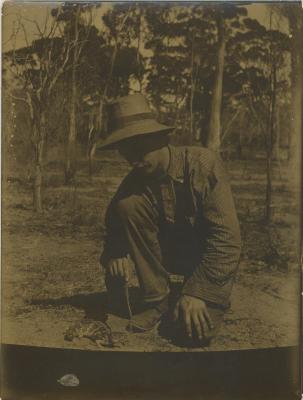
[2,2,111,52]
[2,2,288,53]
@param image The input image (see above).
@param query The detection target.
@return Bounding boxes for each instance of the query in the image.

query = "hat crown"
[113,93,151,117]
[98,94,174,150]
[109,94,153,132]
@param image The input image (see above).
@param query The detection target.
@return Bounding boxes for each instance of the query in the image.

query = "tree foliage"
[3,3,296,210]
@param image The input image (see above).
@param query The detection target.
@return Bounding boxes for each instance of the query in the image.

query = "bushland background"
[2,2,302,351]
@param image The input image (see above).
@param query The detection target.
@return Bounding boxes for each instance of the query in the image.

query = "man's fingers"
[122,258,129,282]
[107,257,131,281]
[203,307,214,330]
[184,311,192,338]
[123,266,129,282]
[116,259,123,276]
[112,262,119,277]
[118,263,125,278]
[192,313,203,340]
[109,264,115,277]
[172,303,179,321]
[198,312,208,337]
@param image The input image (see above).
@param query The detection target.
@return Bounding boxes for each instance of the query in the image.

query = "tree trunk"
[88,142,96,177]
[206,13,225,151]
[65,8,80,185]
[272,104,280,161]
[194,125,201,143]
[189,33,195,141]
[88,125,96,178]
[238,125,243,159]
[265,63,276,223]
[265,147,272,223]
[33,112,46,212]
[87,98,104,177]
[33,161,42,212]
[288,12,302,186]
[137,10,143,92]
[65,60,77,184]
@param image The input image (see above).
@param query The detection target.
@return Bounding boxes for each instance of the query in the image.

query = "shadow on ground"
[29,283,208,348]
[30,292,109,322]
[30,286,144,321]
[157,318,211,349]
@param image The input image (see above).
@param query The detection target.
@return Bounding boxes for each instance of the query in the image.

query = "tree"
[4,10,74,211]
[52,4,96,184]
[84,4,144,176]
[144,4,249,147]
[230,16,290,221]
[206,11,225,150]
[275,5,302,182]
[221,17,289,134]
[145,4,216,143]
[205,5,247,150]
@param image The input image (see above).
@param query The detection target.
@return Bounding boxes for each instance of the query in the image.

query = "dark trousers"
[115,191,225,338]
[116,191,201,301]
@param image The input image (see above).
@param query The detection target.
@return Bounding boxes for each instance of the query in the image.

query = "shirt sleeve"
[181,155,241,308]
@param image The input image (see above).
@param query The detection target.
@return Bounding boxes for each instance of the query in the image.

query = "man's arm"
[181,154,241,308]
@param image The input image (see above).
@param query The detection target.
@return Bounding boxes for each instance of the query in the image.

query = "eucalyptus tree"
[144,4,248,147]
[4,11,75,211]
[273,4,302,179]
[52,3,97,184]
[226,16,290,221]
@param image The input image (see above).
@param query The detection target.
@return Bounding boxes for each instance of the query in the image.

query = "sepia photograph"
[2,0,301,361]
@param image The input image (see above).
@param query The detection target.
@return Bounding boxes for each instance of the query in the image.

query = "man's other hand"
[107,256,130,282]
[173,295,214,340]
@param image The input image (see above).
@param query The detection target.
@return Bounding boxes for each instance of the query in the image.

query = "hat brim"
[97,119,174,150]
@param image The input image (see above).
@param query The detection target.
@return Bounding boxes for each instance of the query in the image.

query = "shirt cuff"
[181,272,234,309]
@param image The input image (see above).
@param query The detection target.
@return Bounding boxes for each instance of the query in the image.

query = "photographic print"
[2,0,301,361]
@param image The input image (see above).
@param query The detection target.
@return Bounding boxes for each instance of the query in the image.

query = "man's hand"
[107,256,130,282]
[173,295,214,340]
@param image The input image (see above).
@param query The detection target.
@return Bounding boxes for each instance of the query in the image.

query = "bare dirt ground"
[2,153,300,352]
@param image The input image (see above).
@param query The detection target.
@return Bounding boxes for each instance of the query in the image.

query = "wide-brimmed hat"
[97,94,174,150]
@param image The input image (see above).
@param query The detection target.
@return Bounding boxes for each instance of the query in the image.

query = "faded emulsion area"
[1,1,302,399]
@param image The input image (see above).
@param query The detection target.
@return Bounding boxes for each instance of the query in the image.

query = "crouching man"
[99,94,241,344]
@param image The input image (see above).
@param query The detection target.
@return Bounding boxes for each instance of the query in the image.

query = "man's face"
[118,134,167,177]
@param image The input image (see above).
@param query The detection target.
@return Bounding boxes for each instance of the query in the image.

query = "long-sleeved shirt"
[100,145,241,308]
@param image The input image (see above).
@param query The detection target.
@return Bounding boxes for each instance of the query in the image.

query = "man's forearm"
[182,221,241,307]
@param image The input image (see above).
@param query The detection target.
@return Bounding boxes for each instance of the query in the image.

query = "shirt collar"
[167,145,185,183]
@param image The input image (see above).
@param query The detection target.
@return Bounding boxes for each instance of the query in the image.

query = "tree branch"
[21,16,44,38]
[5,60,27,85]
[26,91,35,123]
[47,40,73,94]
[6,91,31,106]
[20,22,30,47]
[221,107,242,143]
[248,95,266,136]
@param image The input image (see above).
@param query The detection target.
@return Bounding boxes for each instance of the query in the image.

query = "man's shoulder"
[170,145,218,171]
[169,145,227,194]
[187,145,217,161]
